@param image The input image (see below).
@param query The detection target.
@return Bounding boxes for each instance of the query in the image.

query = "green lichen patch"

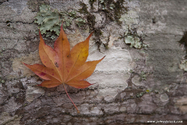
[34,5,85,39]
[34,5,62,39]
[125,35,141,49]
[0,79,5,84]
[75,18,87,28]
[179,59,187,71]
[34,4,90,39]
[120,28,148,49]
[136,91,146,98]
[136,89,151,98]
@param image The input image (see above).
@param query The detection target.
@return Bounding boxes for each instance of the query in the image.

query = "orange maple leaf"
[23,23,105,113]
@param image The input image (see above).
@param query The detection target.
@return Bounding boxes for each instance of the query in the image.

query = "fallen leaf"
[23,23,105,113]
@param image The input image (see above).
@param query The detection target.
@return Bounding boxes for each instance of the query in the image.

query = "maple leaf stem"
[63,83,80,113]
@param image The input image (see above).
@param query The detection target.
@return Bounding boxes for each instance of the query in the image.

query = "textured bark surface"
[0,0,187,124]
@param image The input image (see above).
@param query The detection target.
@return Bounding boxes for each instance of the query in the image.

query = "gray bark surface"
[0,0,187,125]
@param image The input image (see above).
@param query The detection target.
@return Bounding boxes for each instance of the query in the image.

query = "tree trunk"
[0,0,187,124]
